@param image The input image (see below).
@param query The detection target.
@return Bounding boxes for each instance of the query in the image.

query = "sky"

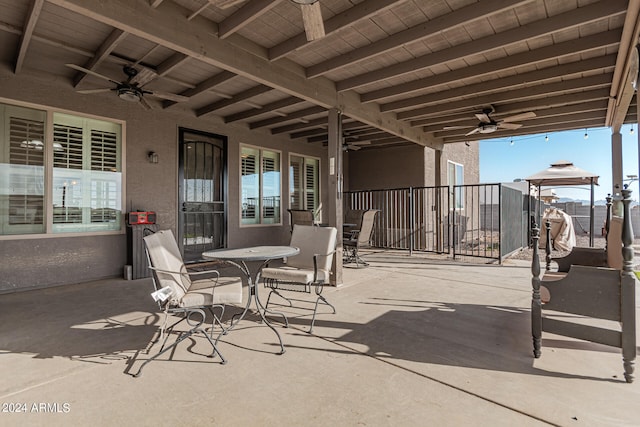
[479,124,639,202]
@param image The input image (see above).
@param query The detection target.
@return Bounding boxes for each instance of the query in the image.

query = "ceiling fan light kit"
[478,123,498,134]
[117,86,142,102]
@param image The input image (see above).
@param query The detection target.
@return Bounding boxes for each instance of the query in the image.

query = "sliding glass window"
[240,145,281,225]
[289,154,320,212]
[0,102,123,236]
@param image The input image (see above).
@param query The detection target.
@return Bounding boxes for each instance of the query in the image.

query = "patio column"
[328,108,343,286]
[612,130,623,216]
[434,148,442,186]
[434,148,443,251]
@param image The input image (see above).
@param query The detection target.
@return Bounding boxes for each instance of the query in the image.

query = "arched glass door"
[178,129,227,262]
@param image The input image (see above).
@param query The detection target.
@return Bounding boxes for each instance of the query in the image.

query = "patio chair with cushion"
[287,209,314,232]
[531,188,636,383]
[548,195,614,272]
[262,224,337,333]
[133,229,243,377]
[343,209,379,267]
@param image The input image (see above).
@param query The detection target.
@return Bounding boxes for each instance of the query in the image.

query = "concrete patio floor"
[1,251,639,426]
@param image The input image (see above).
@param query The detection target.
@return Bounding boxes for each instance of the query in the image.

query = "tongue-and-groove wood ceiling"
[1,0,639,150]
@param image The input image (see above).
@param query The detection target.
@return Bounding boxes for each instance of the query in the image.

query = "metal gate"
[345,183,528,261]
[178,129,227,263]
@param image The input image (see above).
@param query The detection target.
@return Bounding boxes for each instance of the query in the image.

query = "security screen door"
[178,129,227,262]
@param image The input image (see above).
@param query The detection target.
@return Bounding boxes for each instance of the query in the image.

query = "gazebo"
[526,161,600,247]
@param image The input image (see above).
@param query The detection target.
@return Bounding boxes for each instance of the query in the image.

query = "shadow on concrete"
[277,297,624,383]
[0,279,160,363]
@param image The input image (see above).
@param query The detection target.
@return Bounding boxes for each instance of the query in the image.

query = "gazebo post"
[590,177,595,247]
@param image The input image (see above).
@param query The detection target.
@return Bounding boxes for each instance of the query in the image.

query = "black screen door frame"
[178,127,228,262]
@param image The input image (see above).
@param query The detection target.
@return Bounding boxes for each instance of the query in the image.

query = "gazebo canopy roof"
[526,160,599,187]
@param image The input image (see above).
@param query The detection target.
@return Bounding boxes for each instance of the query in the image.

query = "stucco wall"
[0,67,327,292]
[424,142,480,187]
[347,144,426,191]
[348,141,480,191]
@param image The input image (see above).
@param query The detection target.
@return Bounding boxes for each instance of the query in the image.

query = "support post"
[328,108,343,286]
[531,225,542,358]
[589,177,595,247]
[545,218,551,271]
[620,187,636,383]
[434,149,443,253]
[612,130,623,199]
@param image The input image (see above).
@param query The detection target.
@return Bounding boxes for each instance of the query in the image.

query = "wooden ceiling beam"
[420,100,610,132]
[397,73,613,120]
[337,0,627,91]
[291,128,329,139]
[381,55,617,112]
[442,119,609,144]
[307,0,533,78]
[156,53,190,76]
[196,85,273,116]
[606,0,640,130]
[435,110,609,139]
[219,0,279,39]
[47,0,438,148]
[224,96,304,123]
[72,29,128,87]
[14,0,45,74]
[250,106,326,129]
[163,70,236,108]
[269,0,403,61]
[361,29,622,103]
[270,117,328,134]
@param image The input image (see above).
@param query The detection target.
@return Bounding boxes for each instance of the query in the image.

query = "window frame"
[288,152,321,215]
[0,97,126,240]
[239,144,282,227]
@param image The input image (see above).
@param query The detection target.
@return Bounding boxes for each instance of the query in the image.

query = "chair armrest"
[148,265,220,280]
[552,247,606,272]
[148,265,223,300]
[312,249,337,283]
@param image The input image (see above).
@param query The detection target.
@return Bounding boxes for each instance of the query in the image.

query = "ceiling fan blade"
[465,127,481,136]
[65,64,120,85]
[347,145,362,150]
[131,67,158,87]
[300,2,325,41]
[501,111,536,122]
[146,90,189,102]
[351,141,372,146]
[210,0,247,9]
[474,113,491,123]
[139,96,153,110]
[443,125,471,130]
[498,122,522,130]
[76,88,112,94]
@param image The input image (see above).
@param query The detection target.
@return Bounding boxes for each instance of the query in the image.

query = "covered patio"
[1,253,639,426]
[1,1,640,424]
[1,0,639,291]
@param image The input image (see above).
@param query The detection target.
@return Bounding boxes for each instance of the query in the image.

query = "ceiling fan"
[343,138,371,151]
[65,64,188,108]
[444,107,536,136]
[211,0,325,41]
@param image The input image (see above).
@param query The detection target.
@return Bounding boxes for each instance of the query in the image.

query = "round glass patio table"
[202,246,300,354]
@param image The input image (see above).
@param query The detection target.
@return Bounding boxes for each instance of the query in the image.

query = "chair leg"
[133,308,226,378]
[308,295,336,334]
[343,246,355,264]
[353,247,369,268]
[264,289,291,327]
[207,304,229,338]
